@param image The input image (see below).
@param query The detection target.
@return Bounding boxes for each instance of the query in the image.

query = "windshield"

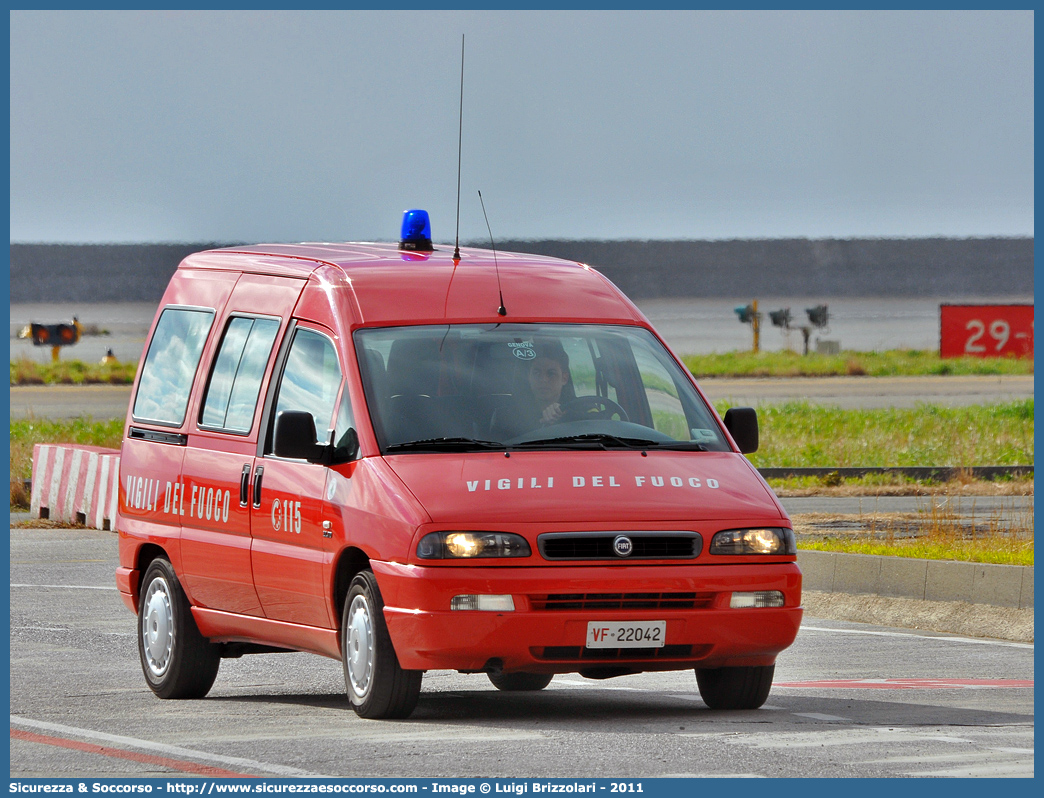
[354,324,730,453]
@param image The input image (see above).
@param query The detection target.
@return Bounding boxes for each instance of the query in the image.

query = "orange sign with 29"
[940,304,1033,359]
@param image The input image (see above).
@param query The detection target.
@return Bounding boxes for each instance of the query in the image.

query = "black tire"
[137,558,220,699]
[488,671,554,692]
[342,570,422,719]
[695,665,774,710]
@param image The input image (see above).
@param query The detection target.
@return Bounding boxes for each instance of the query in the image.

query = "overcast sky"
[9,9,1034,243]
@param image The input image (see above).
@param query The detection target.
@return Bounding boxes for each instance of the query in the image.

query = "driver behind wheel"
[527,339,574,425]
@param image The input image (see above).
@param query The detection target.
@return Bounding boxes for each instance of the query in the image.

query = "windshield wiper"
[642,440,708,451]
[513,434,709,451]
[385,437,507,453]
[513,433,662,450]
[386,434,710,454]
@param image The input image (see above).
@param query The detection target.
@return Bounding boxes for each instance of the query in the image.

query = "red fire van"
[116,211,801,719]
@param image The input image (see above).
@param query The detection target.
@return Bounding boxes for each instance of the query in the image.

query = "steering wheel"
[558,396,629,422]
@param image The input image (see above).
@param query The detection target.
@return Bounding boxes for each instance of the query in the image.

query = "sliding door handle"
[239,464,251,506]
[252,466,264,508]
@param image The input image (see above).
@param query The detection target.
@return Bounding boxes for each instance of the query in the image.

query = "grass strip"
[684,349,1033,377]
[799,538,1033,566]
[11,402,1033,483]
[717,399,1033,469]
[11,357,137,385]
[10,417,124,506]
[11,348,1035,385]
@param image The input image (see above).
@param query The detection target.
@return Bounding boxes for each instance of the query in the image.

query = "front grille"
[530,592,715,611]
[538,531,701,560]
[534,644,711,661]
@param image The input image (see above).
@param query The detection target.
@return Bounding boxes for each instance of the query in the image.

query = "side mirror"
[274,410,328,462]
[723,407,758,454]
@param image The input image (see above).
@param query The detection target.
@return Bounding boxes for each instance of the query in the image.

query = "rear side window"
[200,316,280,433]
[133,307,215,425]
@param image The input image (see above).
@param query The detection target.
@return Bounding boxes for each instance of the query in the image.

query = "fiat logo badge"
[612,535,634,557]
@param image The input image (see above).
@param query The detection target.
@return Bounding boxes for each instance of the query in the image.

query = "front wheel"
[488,672,554,692]
[137,558,220,699]
[695,665,774,710]
[342,570,422,719]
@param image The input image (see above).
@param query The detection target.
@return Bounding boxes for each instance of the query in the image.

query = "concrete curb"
[29,444,120,530]
[801,591,1034,643]
[798,549,1034,609]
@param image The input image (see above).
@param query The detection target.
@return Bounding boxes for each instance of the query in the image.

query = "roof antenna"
[453,35,464,261]
[478,190,506,316]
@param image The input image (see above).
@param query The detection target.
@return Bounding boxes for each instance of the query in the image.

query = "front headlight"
[416,531,532,559]
[709,527,796,555]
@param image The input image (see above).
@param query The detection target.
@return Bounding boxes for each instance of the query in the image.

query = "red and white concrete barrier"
[30,444,121,530]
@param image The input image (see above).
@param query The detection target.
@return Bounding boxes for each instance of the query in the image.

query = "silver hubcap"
[141,576,174,678]
[345,594,375,698]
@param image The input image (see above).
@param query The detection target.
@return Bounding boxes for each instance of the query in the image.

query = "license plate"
[586,621,666,649]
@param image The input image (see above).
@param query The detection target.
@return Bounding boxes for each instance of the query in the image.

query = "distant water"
[10,295,1033,364]
[9,238,1035,302]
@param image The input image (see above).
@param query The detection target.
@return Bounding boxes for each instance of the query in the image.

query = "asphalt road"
[697,374,1034,409]
[782,494,1034,535]
[8,374,1035,421]
[10,527,1034,779]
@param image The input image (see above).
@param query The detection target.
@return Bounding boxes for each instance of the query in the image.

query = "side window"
[273,328,342,444]
[332,388,358,461]
[133,307,215,425]
[634,345,689,439]
[560,337,596,398]
[200,316,280,433]
[561,337,619,404]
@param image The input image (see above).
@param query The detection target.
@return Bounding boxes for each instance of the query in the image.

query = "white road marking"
[190,727,544,745]
[801,624,1033,649]
[914,762,1034,777]
[869,750,1022,765]
[10,583,117,591]
[723,729,915,748]
[10,715,327,778]
[790,712,851,722]
[991,747,1035,755]
[670,774,767,778]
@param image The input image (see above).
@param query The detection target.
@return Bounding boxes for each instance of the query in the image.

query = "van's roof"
[182,241,646,326]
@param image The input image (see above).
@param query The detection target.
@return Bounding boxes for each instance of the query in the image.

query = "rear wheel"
[695,665,774,710]
[488,672,554,692]
[137,558,220,699]
[342,570,422,719]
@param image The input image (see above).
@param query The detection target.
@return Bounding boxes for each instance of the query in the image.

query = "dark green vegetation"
[11,357,137,385]
[10,417,124,506]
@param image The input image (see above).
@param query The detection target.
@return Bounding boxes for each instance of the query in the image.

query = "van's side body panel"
[117,267,239,610]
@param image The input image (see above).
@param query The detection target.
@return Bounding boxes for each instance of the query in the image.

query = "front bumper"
[372,560,802,673]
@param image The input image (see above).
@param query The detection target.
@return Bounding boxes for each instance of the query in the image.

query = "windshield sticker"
[690,428,719,443]
[509,340,536,360]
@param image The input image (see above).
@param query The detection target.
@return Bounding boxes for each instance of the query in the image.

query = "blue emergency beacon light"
[399,209,433,252]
